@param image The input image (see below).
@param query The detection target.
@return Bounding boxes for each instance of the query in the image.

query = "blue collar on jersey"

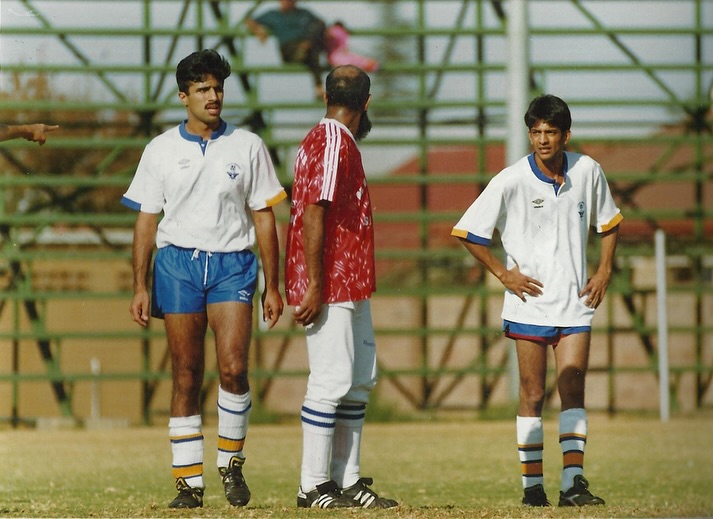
[179,119,227,154]
[528,152,569,195]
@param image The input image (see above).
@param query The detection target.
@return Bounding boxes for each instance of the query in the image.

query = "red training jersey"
[285,118,376,306]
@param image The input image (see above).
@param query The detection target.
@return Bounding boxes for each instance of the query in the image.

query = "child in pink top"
[325,22,379,72]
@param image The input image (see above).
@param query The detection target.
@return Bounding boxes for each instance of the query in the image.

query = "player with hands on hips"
[452,94,622,508]
[122,49,286,509]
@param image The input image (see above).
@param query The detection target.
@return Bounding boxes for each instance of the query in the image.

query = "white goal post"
[655,229,670,422]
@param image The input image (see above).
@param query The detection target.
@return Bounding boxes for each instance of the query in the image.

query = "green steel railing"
[1,0,711,424]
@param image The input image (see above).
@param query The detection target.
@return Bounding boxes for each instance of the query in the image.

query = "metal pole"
[91,357,102,420]
[655,229,670,422]
[506,0,529,402]
[507,0,529,166]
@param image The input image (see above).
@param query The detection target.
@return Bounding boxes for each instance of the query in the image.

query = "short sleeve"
[121,141,164,214]
[591,164,623,233]
[246,138,287,210]
[451,175,506,245]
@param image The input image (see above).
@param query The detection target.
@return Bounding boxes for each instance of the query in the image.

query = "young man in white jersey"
[452,95,622,507]
[285,65,398,509]
[122,49,286,508]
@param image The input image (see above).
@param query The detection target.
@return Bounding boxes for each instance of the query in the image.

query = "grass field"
[1,415,711,518]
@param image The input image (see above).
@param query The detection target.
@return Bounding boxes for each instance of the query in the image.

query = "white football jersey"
[452,152,622,327]
[122,121,286,252]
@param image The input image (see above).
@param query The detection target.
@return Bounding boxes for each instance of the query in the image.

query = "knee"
[173,365,204,395]
[519,383,546,411]
[220,370,249,393]
[558,368,586,400]
[219,362,249,393]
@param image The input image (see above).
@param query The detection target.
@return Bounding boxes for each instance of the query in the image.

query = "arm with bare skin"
[458,239,543,302]
[293,201,329,326]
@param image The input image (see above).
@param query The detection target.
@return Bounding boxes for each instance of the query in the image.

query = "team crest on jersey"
[226,163,242,180]
[578,201,585,220]
[532,198,544,208]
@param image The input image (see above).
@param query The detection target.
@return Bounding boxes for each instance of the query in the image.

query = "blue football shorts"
[151,245,258,318]
[503,320,591,345]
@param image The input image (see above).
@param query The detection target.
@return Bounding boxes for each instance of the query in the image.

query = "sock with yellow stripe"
[559,408,587,492]
[517,415,544,489]
[169,414,204,489]
[216,386,251,468]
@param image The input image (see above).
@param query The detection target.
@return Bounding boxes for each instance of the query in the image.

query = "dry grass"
[1,415,711,517]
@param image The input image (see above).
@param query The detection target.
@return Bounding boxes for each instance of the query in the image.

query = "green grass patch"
[1,415,711,517]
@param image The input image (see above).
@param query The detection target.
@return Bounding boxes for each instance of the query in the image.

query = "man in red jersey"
[285,65,398,510]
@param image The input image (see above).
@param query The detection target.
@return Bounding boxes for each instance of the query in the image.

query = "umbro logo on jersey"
[226,163,242,180]
[179,158,190,169]
[532,198,544,208]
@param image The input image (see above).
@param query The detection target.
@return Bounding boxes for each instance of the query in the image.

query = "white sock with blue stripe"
[169,414,204,488]
[330,402,366,488]
[300,401,336,493]
[216,386,251,468]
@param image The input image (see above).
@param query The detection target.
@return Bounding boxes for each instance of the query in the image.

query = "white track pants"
[304,299,377,407]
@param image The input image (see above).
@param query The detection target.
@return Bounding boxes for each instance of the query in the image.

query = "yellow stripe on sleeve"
[265,190,288,208]
[600,212,623,233]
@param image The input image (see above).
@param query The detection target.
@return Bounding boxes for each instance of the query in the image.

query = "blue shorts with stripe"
[151,245,257,319]
[503,320,590,345]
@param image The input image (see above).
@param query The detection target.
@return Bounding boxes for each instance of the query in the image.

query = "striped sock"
[216,386,251,468]
[169,414,204,488]
[330,402,367,488]
[517,415,544,489]
[300,401,336,492]
[560,408,587,492]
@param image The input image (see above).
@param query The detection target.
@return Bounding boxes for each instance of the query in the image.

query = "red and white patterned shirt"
[285,118,376,306]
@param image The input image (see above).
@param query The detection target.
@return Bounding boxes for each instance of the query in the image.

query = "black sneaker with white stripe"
[297,480,360,509]
[341,477,398,509]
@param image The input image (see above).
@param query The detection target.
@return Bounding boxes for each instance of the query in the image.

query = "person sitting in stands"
[246,0,326,98]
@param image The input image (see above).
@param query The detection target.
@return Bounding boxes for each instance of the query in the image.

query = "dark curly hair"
[524,94,572,132]
[176,49,231,94]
